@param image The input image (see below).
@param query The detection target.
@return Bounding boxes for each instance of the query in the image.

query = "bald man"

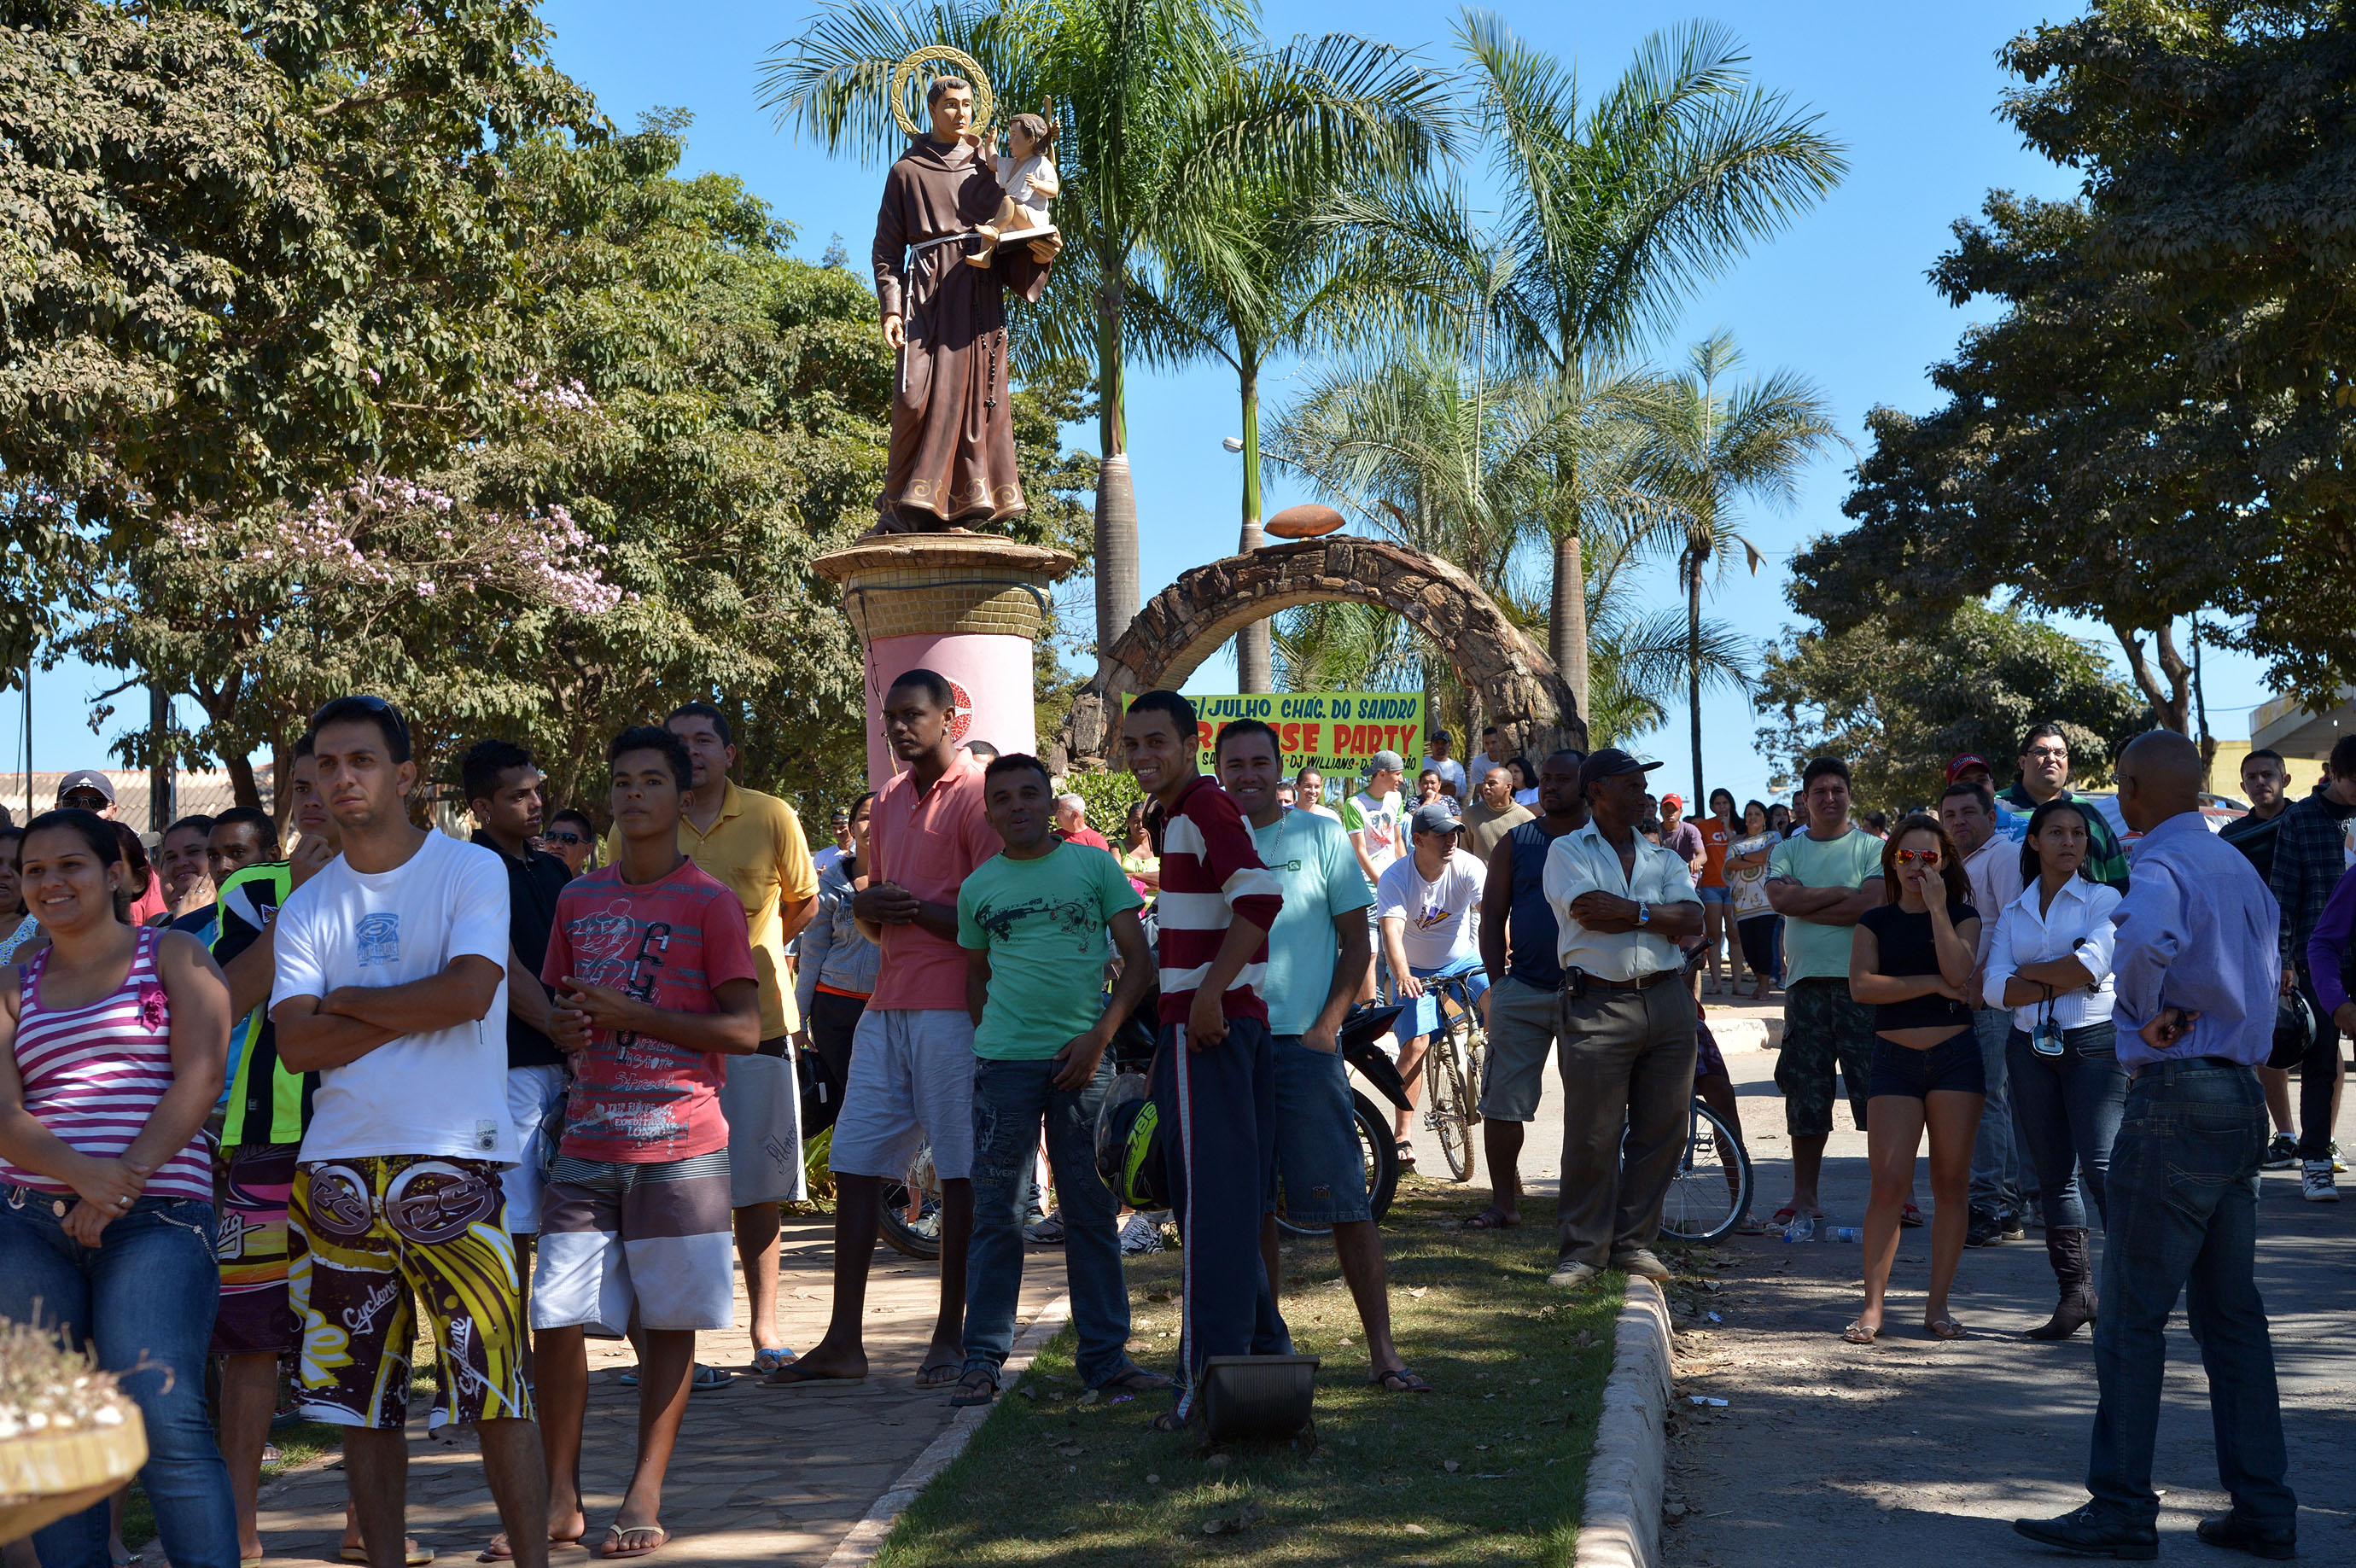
[2015,731,2297,1560]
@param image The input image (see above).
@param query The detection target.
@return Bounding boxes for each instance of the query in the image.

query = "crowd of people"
[0,691,2344,1565]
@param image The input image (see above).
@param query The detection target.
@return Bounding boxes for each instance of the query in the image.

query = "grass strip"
[878,1184,1623,1567]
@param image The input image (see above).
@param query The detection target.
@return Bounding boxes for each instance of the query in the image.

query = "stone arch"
[1062,537,1585,768]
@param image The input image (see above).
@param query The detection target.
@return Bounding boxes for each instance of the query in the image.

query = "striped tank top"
[2,928,213,1203]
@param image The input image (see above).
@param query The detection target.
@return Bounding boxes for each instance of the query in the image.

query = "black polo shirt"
[473,829,571,1069]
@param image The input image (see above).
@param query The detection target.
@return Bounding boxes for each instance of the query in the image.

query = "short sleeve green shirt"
[956,842,1146,1060]
[1767,827,1886,984]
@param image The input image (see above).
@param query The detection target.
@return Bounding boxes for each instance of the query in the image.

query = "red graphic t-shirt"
[541,859,760,1163]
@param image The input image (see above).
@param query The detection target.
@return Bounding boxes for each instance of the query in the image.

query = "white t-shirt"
[1420,755,1467,797]
[1376,848,1486,971]
[272,830,514,1164]
[1343,790,1404,887]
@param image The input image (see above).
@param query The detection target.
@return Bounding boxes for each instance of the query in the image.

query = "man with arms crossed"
[1472,749,1587,1232]
[522,726,763,1560]
[1764,757,1887,1227]
[2015,731,2295,1562]
[773,670,998,1387]
[1941,779,2032,1248]
[1542,749,1703,1288]
[2218,748,2301,1166]
[663,702,818,1373]
[1123,690,1287,1430]
[951,754,1163,1407]
[271,697,545,1568]
[1216,720,1424,1393]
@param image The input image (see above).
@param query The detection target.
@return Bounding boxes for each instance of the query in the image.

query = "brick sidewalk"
[253,1216,1068,1565]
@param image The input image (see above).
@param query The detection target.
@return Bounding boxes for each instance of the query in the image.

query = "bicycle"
[1657,1095,1753,1243]
[1417,973,1489,1183]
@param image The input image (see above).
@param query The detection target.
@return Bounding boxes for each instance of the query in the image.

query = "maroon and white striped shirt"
[1150,777,1284,1028]
[2,929,212,1203]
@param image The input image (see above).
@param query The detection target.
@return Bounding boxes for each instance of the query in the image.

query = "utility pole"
[149,682,172,833]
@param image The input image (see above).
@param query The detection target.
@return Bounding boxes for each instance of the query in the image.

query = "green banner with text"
[1123,692,1425,777]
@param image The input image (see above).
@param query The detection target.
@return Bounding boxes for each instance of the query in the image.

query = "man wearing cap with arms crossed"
[1542,749,1703,1289]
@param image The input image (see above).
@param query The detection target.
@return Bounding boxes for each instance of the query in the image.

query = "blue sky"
[11,0,2278,804]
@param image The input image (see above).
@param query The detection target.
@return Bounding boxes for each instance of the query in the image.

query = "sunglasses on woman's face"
[1894,848,1940,866]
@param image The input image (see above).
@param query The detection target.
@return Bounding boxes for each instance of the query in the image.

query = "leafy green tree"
[1625,331,1836,805]
[759,0,1450,661]
[1754,599,2148,811]
[1457,14,1846,716]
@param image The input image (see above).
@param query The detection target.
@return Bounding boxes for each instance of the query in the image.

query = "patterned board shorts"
[1775,977,1876,1138]
[289,1155,533,1431]
[212,1143,304,1357]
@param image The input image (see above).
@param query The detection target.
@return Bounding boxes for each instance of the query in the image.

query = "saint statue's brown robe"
[872,135,1053,528]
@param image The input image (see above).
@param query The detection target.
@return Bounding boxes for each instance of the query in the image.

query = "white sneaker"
[2301,1161,2339,1203]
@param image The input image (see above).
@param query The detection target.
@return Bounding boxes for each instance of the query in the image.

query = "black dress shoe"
[2197,1512,2296,1559]
[2013,1504,2159,1559]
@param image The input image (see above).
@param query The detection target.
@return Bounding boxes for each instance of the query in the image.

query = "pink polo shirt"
[867,749,1003,1011]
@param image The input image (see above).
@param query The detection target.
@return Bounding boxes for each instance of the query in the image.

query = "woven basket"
[0,1411,148,1544]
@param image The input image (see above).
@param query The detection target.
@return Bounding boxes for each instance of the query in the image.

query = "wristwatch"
[1636,901,1651,926]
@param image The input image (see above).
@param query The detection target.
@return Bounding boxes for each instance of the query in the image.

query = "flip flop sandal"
[598,1524,668,1559]
[761,1362,866,1389]
[749,1346,797,1377]
[1899,1203,1926,1228]
[1370,1366,1435,1393]
[914,1360,963,1388]
[1150,1408,1196,1434]
[948,1370,999,1408]
[1462,1209,1519,1231]
[1925,1316,1967,1340]
[1092,1366,1173,1394]
[345,1543,434,1565]
[1733,1213,1776,1236]
[1394,1140,1418,1169]
[1840,1321,1879,1345]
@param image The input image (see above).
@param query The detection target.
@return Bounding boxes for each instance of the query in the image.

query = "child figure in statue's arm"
[965,110,1058,265]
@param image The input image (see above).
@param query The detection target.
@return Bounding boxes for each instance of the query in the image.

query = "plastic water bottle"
[1825,1226,1863,1244]
[1781,1214,1816,1243]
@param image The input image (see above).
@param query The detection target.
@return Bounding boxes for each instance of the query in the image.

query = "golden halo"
[891,45,994,138]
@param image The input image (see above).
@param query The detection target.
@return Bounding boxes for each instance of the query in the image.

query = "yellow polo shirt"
[614,780,818,1038]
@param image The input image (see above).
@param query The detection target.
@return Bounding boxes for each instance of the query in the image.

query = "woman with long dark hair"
[1982,796,2126,1340]
[0,825,38,964]
[1845,813,1984,1342]
[1723,801,1779,1000]
[0,810,236,1565]
[1697,787,1741,994]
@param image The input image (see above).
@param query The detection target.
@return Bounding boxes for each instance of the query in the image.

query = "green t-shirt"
[956,842,1145,1060]
[1767,827,1885,984]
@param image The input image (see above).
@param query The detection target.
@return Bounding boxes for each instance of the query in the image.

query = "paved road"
[248,1218,1067,1565]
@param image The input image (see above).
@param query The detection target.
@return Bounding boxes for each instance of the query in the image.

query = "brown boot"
[2025,1226,2096,1340]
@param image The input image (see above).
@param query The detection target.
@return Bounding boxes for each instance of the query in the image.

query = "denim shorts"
[1866,1031,1989,1100]
[1403,956,1489,1039]
[1267,1035,1373,1224]
[1698,884,1730,905]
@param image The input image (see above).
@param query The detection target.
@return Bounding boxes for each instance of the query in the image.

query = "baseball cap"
[1409,801,1463,836]
[1430,727,1451,746]
[1368,749,1406,774]
[1579,748,1665,790]
[1659,791,1684,811]
[55,769,115,806]
[1945,753,1992,784]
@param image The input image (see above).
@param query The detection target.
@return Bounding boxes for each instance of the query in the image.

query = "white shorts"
[718,1049,806,1209]
[829,1009,976,1182]
[531,1151,736,1334]
[499,1064,569,1235]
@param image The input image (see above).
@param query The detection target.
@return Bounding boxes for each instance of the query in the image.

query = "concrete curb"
[823,1293,1074,1566]
[1573,1277,1675,1568]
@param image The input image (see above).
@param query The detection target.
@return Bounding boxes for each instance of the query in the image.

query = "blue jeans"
[1967,1009,2022,1215]
[2007,1022,2128,1231]
[2085,1060,2294,1528]
[964,1055,1138,1389]
[1268,1035,1372,1225]
[0,1186,236,1568]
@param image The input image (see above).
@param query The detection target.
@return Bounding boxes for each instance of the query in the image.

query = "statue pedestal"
[814,534,1078,788]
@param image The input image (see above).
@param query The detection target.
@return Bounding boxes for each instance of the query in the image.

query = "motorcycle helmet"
[1094,1073,1169,1210]
[2271,988,2315,1070]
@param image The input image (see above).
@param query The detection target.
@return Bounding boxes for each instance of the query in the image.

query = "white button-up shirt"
[1542,820,1700,981]
[1980,874,2125,1029]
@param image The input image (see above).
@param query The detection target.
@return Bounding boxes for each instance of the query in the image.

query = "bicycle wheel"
[1275,1090,1399,1238]
[1422,1020,1474,1183]
[878,1140,943,1260]
[1659,1099,1752,1244]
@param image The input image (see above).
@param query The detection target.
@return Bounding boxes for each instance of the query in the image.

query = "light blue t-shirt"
[1249,807,1375,1037]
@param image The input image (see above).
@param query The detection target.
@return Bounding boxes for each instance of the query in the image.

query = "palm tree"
[761,2,1449,663]
[1627,330,1840,803]
[1459,12,1846,720]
